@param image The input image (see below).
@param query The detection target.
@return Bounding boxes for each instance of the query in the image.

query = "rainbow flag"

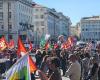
[5,54,31,80]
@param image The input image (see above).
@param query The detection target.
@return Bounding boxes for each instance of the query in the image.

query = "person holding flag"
[57,35,65,48]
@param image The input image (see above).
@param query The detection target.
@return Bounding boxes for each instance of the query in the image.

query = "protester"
[82,53,90,79]
[31,73,35,80]
[65,54,81,80]
[1,35,100,80]
[40,55,49,73]
[35,49,42,68]
[57,35,65,47]
[85,57,98,80]
[60,50,67,76]
[38,57,62,80]
[98,65,100,80]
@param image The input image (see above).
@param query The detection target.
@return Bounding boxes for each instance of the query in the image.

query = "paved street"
[36,76,70,80]
[36,77,70,80]
[62,77,70,80]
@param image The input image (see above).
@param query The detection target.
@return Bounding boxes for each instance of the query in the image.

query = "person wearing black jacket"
[98,67,100,80]
[85,57,98,80]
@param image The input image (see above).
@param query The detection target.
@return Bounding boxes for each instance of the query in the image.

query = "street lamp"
[8,0,10,42]
[36,28,39,46]
[19,22,34,42]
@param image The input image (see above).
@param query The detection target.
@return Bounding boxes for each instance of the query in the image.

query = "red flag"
[8,39,14,49]
[68,36,73,46]
[61,42,71,49]
[61,36,74,49]
[45,41,49,50]
[68,36,77,46]
[17,37,27,57]
[28,56,37,73]
[17,36,37,73]
[0,36,7,51]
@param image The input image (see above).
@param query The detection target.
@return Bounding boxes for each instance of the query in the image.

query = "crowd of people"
[33,46,100,80]
[0,35,100,80]
[33,35,100,80]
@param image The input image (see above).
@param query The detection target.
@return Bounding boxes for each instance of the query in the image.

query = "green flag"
[40,36,46,48]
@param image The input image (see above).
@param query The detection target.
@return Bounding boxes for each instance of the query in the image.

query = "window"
[42,28,45,34]
[35,15,39,19]
[1,25,4,29]
[9,24,12,29]
[35,8,39,11]
[9,12,11,19]
[40,8,44,11]
[35,21,40,26]
[95,32,97,35]
[40,15,44,19]
[0,1,3,9]
[82,29,84,31]
[86,28,88,31]
[19,4,20,10]
[8,2,11,9]
[41,21,44,26]
[0,12,3,20]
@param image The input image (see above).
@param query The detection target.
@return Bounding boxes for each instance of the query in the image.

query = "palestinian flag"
[5,54,31,80]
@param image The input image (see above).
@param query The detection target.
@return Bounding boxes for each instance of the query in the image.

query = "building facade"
[70,23,81,40]
[0,0,33,43]
[33,3,71,45]
[70,26,77,36]
[47,8,60,40]
[59,12,71,38]
[80,16,100,42]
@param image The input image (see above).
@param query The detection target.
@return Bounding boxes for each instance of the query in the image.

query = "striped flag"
[5,54,31,80]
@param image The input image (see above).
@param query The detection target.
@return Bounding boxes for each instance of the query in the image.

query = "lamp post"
[36,28,39,46]
[19,22,34,43]
[8,0,10,42]
[54,17,55,38]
